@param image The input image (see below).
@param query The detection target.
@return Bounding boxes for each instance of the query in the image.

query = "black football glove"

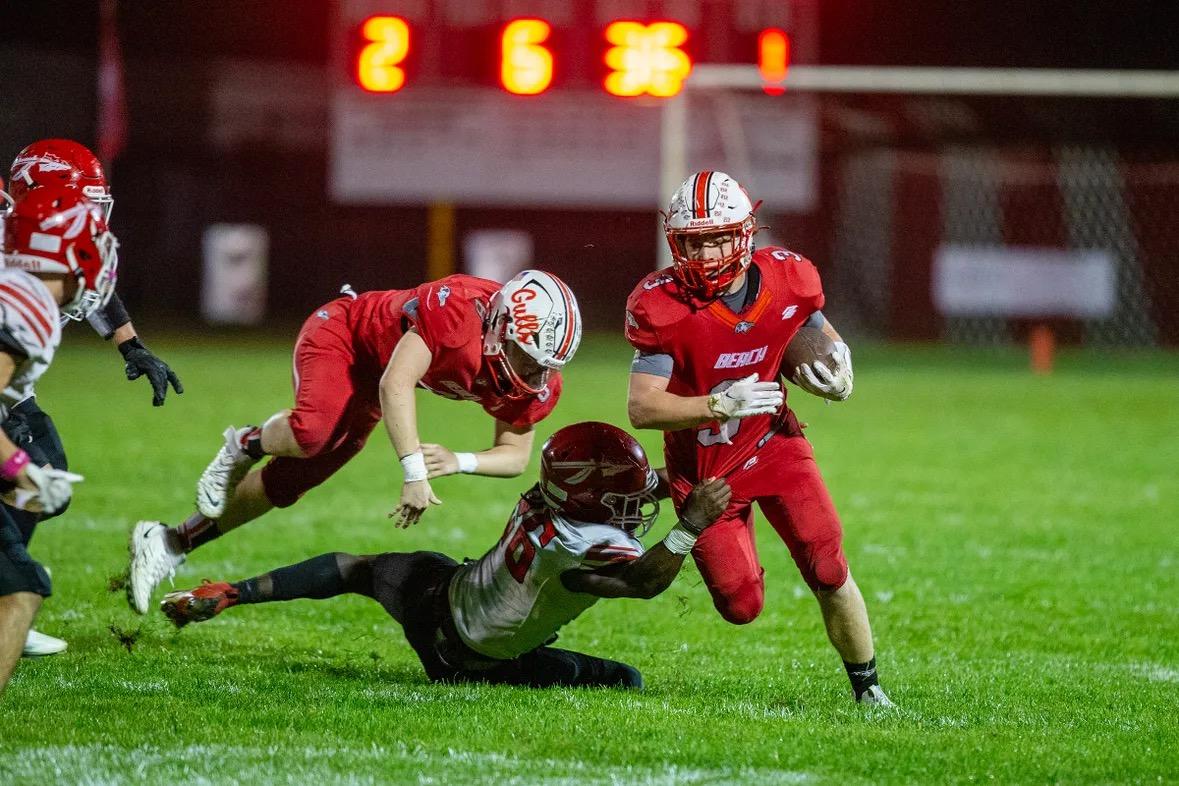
[118,337,184,406]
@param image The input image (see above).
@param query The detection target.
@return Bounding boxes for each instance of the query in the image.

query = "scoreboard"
[346,5,804,97]
[331,0,818,209]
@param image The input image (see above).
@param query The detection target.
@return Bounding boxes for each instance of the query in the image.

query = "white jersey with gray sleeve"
[0,269,61,412]
[448,488,643,660]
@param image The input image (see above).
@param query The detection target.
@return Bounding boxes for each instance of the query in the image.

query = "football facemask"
[663,170,758,301]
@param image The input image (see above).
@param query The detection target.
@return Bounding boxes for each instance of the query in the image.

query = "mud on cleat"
[161,580,239,628]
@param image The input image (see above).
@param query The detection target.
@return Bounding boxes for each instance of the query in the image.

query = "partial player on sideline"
[5,139,183,658]
[0,188,117,694]
[161,422,731,689]
[128,270,581,614]
[625,170,892,704]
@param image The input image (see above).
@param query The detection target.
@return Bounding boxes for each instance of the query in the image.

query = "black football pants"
[370,551,643,689]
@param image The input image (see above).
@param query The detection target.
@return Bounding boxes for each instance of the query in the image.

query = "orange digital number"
[604,20,691,98]
[501,19,554,95]
[758,28,790,95]
[356,16,410,93]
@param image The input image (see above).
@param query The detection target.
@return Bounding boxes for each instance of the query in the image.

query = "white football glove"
[707,373,784,419]
[795,341,853,402]
[23,463,84,514]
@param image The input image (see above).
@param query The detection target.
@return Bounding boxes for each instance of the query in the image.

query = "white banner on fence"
[330,88,815,210]
[933,245,1116,318]
[201,224,269,325]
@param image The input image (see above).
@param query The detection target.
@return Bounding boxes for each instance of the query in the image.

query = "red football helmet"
[539,421,660,536]
[4,187,119,320]
[9,139,113,219]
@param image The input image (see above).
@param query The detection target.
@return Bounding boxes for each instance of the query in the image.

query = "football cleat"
[161,580,238,628]
[856,684,896,707]
[195,426,259,518]
[22,628,67,657]
[127,520,185,614]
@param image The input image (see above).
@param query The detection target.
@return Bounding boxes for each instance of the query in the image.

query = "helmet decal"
[538,421,660,536]
[483,270,581,398]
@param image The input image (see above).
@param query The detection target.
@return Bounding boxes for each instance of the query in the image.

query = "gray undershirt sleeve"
[631,350,674,378]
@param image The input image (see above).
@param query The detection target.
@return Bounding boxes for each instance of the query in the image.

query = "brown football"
[781,325,837,383]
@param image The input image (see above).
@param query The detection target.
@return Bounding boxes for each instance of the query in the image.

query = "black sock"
[844,656,879,698]
[232,553,347,605]
[173,513,222,553]
[240,426,266,459]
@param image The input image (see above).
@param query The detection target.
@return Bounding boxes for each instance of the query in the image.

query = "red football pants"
[672,434,849,625]
[260,298,383,508]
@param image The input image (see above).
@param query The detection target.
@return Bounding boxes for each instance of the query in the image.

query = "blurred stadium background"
[4,0,1178,347]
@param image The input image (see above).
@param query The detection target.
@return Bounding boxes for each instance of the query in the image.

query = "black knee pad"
[0,543,52,598]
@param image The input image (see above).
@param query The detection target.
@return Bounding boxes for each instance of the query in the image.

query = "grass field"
[1,331,1177,785]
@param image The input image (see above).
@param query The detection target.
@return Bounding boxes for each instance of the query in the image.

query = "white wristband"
[400,451,428,482]
[455,452,479,474]
[661,524,698,556]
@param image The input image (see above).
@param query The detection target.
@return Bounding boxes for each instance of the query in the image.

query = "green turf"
[2,332,1177,785]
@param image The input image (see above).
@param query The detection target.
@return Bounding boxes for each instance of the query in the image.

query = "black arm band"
[88,292,132,340]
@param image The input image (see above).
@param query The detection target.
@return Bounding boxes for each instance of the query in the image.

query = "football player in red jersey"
[127,270,582,614]
[159,422,731,689]
[0,188,117,694]
[624,171,892,705]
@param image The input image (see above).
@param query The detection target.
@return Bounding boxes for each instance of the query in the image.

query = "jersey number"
[503,506,557,583]
[697,379,743,447]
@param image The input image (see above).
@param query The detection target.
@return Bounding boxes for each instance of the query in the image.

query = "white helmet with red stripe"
[482,270,581,399]
[663,170,758,300]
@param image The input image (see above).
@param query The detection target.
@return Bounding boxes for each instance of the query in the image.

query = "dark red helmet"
[539,421,660,536]
[4,187,119,320]
[9,139,112,219]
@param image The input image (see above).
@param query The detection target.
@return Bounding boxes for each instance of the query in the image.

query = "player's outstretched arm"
[90,295,183,406]
[422,419,534,479]
[560,478,731,599]
[114,325,184,407]
[380,331,441,527]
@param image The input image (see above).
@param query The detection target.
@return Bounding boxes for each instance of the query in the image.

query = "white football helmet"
[482,270,581,398]
[663,171,758,300]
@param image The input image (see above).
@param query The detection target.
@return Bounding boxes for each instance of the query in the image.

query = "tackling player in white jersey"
[161,422,731,688]
[0,187,118,695]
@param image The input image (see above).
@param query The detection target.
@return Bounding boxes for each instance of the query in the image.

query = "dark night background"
[1,2,1177,335]
[6,2,1177,69]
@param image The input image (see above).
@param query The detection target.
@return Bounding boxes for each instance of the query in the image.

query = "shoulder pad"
[756,247,823,300]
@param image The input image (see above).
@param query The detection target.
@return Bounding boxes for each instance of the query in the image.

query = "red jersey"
[348,274,561,429]
[625,248,824,484]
